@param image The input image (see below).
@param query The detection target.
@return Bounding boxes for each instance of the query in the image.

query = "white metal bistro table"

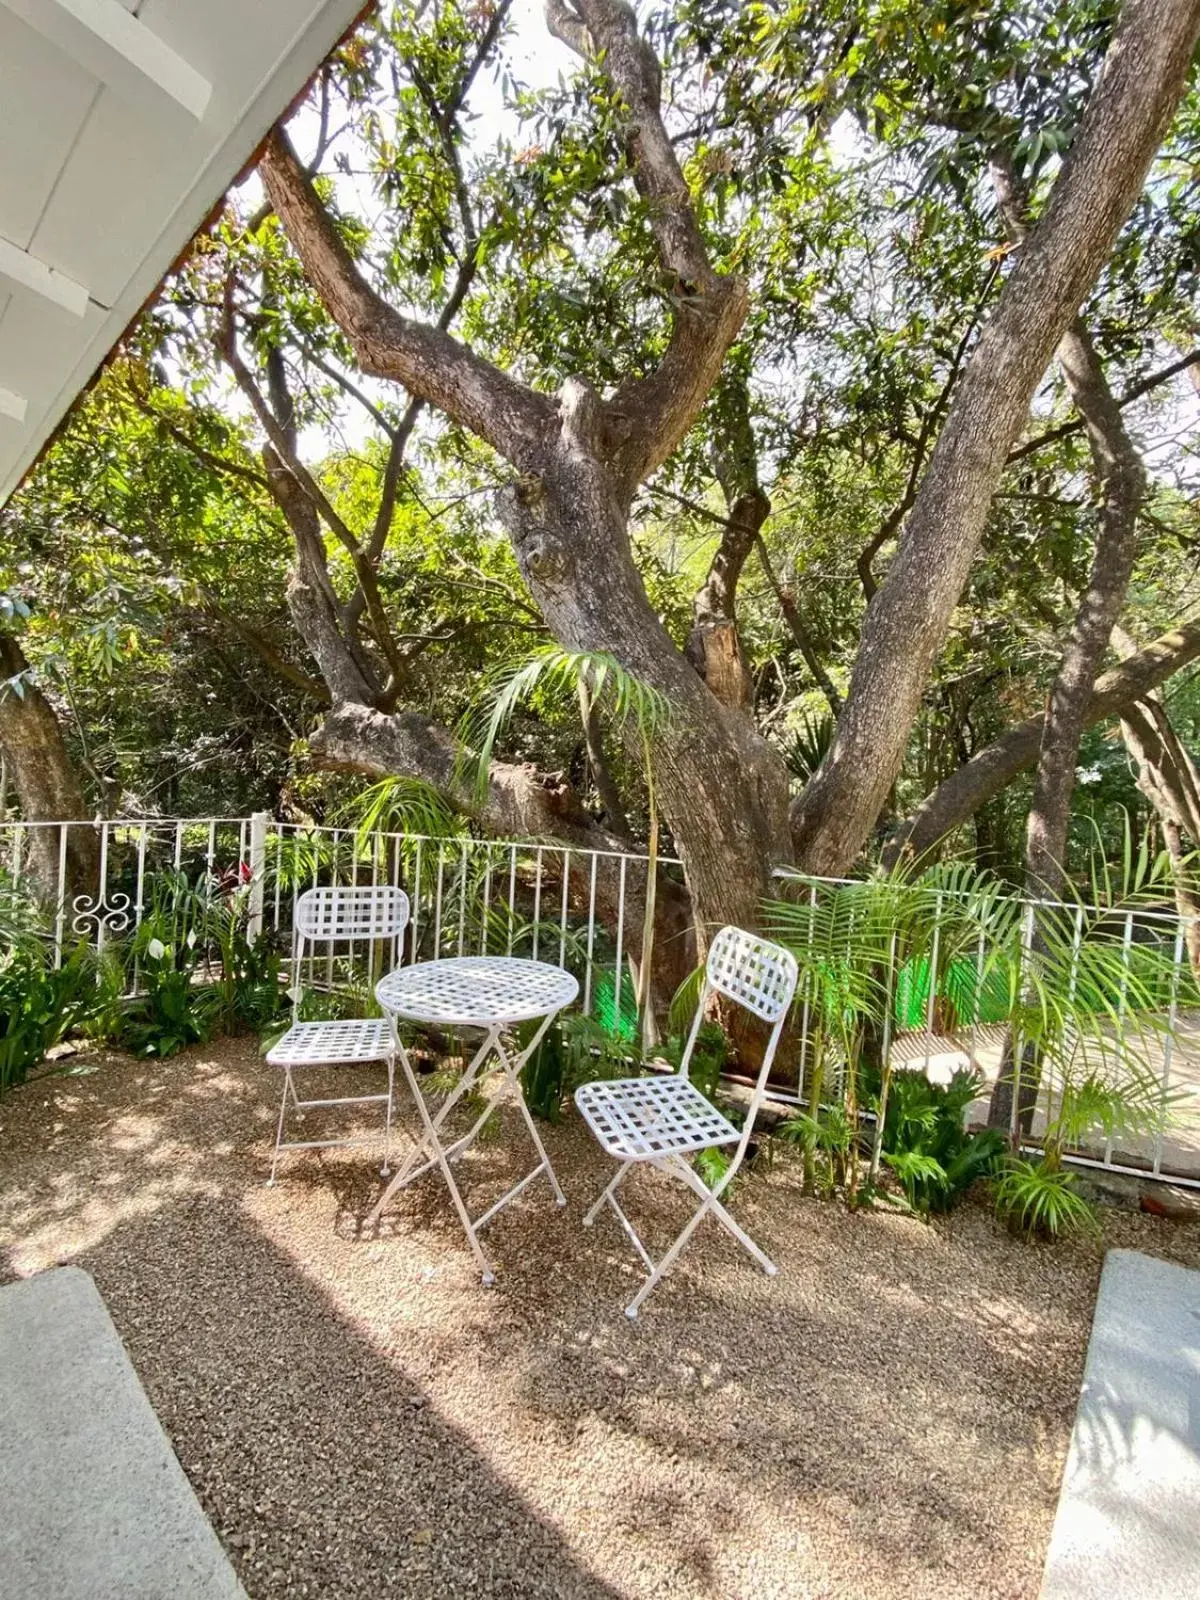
[366,956,579,1283]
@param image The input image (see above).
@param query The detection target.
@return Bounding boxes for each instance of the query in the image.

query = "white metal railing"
[0,814,676,1042]
[3,814,1199,1188]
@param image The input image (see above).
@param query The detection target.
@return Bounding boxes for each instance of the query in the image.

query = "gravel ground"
[4,1037,1200,1600]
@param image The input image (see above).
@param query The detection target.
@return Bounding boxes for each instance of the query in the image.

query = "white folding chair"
[265,884,410,1184]
[576,925,798,1318]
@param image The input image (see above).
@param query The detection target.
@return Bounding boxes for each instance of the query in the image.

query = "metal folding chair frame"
[266,885,410,1184]
[578,925,798,1318]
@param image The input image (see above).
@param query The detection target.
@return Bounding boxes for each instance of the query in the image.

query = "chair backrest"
[679,926,799,1195]
[295,885,410,943]
[704,925,798,1025]
[677,924,797,1087]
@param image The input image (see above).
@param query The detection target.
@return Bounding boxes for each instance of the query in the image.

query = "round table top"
[375,956,580,1027]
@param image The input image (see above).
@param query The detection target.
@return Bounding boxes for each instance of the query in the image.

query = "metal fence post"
[247,811,269,944]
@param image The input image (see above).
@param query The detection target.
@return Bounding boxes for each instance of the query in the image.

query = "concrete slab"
[0,1266,246,1600]
[1041,1248,1200,1599]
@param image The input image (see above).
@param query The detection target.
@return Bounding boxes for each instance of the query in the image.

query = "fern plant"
[458,645,671,1044]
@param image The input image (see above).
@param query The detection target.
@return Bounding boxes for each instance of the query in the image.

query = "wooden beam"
[0,387,27,423]
[0,234,89,316]
[0,0,212,120]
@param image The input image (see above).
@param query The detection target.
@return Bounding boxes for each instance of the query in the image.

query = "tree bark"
[790,0,1200,876]
[1120,697,1200,976]
[991,317,1146,1131]
[686,380,769,711]
[0,633,99,899]
[887,617,1200,863]
[1023,321,1146,896]
[260,1,796,953]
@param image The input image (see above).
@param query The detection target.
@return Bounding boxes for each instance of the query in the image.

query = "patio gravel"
[4,1035,1200,1600]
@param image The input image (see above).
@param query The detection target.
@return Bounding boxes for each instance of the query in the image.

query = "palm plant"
[765,862,1019,1200]
[458,646,671,1044]
[765,857,1183,1229]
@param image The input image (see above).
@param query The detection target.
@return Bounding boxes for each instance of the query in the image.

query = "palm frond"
[456,647,671,802]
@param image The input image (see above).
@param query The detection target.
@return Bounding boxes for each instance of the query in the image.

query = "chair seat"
[575,1074,740,1161]
[266,1017,393,1068]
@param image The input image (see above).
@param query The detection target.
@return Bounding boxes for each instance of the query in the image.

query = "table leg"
[493,1022,566,1207]
[367,1028,496,1212]
[373,1037,497,1283]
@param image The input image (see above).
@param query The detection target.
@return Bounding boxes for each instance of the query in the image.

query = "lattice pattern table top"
[576,1075,740,1161]
[266,1017,394,1067]
[376,957,579,1026]
[706,926,798,1023]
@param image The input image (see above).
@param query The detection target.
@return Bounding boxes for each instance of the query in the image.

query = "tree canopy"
[2,0,1199,936]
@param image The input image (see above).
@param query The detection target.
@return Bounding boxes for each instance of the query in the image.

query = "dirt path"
[4,1036,1199,1599]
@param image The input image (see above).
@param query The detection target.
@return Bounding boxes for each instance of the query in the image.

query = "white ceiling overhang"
[0,0,369,505]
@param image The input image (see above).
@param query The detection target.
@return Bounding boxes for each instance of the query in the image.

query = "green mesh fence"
[591,970,639,1041]
[894,957,1010,1031]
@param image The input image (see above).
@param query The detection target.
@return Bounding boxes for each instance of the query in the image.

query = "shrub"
[0,938,99,1093]
[878,1069,1007,1214]
[994,1157,1100,1239]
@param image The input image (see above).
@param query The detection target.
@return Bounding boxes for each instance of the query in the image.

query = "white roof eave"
[0,0,369,507]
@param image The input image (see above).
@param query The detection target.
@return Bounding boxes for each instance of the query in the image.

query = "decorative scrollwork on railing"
[71,890,132,942]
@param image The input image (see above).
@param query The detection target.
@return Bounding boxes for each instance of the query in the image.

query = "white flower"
[186,930,198,949]
[147,937,166,961]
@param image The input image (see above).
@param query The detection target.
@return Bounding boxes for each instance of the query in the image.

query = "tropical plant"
[459,646,671,1042]
[0,937,100,1093]
[994,1158,1100,1239]
[519,1012,638,1123]
[659,1021,728,1104]
[876,1069,1007,1214]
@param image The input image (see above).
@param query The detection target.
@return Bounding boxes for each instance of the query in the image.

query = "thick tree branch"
[791,0,1200,877]
[550,0,748,490]
[259,128,556,472]
[310,700,628,851]
[1007,347,1200,465]
[685,379,768,708]
[887,616,1200,863]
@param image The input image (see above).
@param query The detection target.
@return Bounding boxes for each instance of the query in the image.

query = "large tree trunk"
[1121,697,1200,977]
[259,1,797,958]
[495,389,793,943]
[0,633,99,900]
[790,0,1200,877]
[887,617,1200,863]
[1023,322,1146,897]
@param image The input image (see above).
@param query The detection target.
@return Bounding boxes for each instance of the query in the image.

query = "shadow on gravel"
[0,1051,620,1600]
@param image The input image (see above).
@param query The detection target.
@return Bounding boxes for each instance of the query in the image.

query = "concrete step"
[1041,1248,1200,1599]
[0,1266,246,1600]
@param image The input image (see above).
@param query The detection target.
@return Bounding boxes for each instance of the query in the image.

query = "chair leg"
[624,1197,713,1320]
[707,1193,777,1276]
[381,1052,395,1178]
[584,1160,633,1227]
[668,1154,778,1277]
[267,1070,291,1187]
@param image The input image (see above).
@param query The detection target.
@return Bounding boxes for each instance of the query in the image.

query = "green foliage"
[118,960,221,1059]
[456,647,671,804]
[341,777,462,848]
[660,1021,729,1103]
[520,1012,637,1123]
[778,1104,857,1197]
[878,1069,1007,1213]
[0,939,101,1093]
[994,1158,1100,1240]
